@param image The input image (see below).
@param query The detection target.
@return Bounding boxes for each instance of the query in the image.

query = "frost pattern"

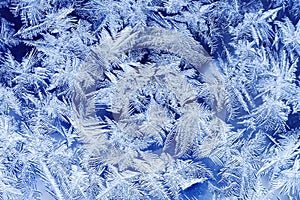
[0,0,300,200]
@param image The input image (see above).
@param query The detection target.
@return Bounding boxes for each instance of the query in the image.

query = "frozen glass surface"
[0,1,300,199]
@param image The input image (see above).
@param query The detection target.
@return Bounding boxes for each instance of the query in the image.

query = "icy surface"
[0,0,300,199]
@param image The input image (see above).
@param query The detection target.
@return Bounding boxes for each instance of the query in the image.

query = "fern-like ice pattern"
[0,0,299,199]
